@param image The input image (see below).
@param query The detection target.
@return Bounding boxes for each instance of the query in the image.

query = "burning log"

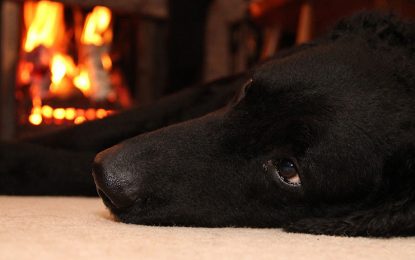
[79,6,113,102]
[80,44,111,101]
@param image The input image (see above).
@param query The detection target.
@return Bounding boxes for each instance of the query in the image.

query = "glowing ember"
[19,62,33,84]
[28,108,42,125]
[41,105,53,118]
[28,97,43,125]
[74,116,86,125]
[28,106,114,125]
[65,108,76,121]
[53,108,65,120]
[96,108,108,119]
[101,53,113,71]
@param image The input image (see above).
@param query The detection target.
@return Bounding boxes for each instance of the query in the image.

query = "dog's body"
[1,13,414,237]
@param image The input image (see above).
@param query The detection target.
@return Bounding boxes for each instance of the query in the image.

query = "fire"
[65,108,76,120]
[74,116,86,125]
[28,112,42,126]
[81,6,112,46]
[24,1,64,52]
[49,53,76,95]
[18,62,33,84]
[28,97,43,125]
[28,106,42,126]
[29,105,114,125]
[53,108,66,120]
[51,55,67,85]
[21,1,117,126]
[41,105,53,118]
[73,68,91,96]
[101,53,113,71]
[96,109,108,119]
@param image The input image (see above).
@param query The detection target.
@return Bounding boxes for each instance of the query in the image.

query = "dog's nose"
[92,147,140,209]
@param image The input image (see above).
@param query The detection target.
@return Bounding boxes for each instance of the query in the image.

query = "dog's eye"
[276,159,301,186]
[264,159,301,186]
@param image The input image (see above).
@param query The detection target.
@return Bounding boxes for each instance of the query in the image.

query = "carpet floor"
[1,196,414,260]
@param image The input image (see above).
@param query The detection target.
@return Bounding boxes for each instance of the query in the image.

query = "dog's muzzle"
[92,146,141,209]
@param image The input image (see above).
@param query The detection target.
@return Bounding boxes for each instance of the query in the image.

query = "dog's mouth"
[96,185,152,216]
[96,187,168,225]
[96,188,118,209]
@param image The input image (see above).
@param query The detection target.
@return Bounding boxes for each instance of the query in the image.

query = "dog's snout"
[92,147,141,209]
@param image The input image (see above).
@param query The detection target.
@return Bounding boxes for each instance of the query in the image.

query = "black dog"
[1,13,414,237]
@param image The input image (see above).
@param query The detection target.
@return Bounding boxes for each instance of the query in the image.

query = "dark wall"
[167,0,212,93]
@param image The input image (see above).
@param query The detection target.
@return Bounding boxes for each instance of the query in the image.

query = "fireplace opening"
[3,0,413,141]
[17,1,133,129]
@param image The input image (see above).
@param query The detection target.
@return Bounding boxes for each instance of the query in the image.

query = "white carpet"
[1,196,414,260]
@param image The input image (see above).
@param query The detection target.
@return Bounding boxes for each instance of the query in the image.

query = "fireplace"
[5,0,409,141]
[0,0,168,139]
[18,2,129,127]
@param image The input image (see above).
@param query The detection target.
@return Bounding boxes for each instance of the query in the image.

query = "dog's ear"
[283,145,415,237]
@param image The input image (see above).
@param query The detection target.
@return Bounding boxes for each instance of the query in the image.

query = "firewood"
[80,44,111,102]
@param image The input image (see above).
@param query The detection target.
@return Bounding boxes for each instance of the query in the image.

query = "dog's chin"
[98,198,289,228]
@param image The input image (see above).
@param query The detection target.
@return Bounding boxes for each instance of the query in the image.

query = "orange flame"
[49,53,77,95]
[81,6,112,46]
[101,53,112,71]
[24,1,65,52]
[73,67,91,96]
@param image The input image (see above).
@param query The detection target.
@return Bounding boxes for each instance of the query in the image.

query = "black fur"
[1,13,414,237]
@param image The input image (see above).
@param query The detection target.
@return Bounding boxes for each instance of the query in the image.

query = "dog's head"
[93,13,415,237]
